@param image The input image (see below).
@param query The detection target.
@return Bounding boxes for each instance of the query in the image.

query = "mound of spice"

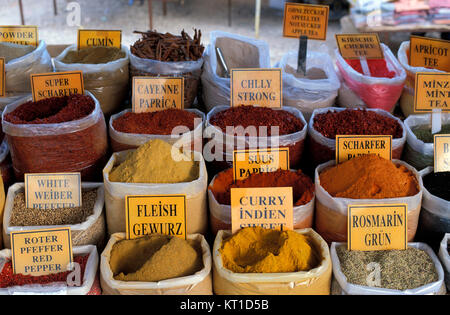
[0,42,35,63]
[320,154,419,199]
[61,46,125,64]
[220,227,320,273]
[423,172,450,201]
[336,246,438,291]
[210,168,314,206]
[9,189,97,226]
[210,106,304,136]
[110,234,202,282]
[0,255,89,288]
[313,109,403,139]
[112,109,199,135]
[345,59,396,78]
[412,124,450,143]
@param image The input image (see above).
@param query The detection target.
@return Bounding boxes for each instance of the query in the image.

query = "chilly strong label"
[414,72,449,112]
[335,34,383,59]
[30,71,84,101]
[336,135,392,163]
[410,36,450,72]
[132,77,184,112]
[282,3,329,40]
[233,148,289,181]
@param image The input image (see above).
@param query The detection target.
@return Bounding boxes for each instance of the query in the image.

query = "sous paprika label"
[335,135,392,164]
[77,29,122,49]
[230,187,293,233]
[24,172,82,209]
[230,68,282,108]
[0,25,38,46]
[282,3,329,40]
[414,72,449,112]
[335,33,383,59]
[233,148,289,181]
[347,204,407,251]
[30,71,84,102]
[125,195,187,240]
[11,227,73,276]
[410,36,450,72]
[0,57,4,97]
[434,134,450,172]
[132,77,184,113]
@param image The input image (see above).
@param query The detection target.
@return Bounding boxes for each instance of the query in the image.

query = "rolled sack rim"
[4,40,48,68]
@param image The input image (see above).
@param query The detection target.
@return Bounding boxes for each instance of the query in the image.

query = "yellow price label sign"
[30,71,84,102]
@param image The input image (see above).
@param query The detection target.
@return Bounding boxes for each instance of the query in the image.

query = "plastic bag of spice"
[201,31,271,112]
[100,233,212,295]
[0,140,13,189]
[54,45,130,116]
[308,107,406,167]
[109,108,205,153]
[330,242,446,295]
[103,149,208,235]
[335,44,406,112]
[2,183,106,249]
[314,160,423,244]
[212,228,332,295]
[276,50,340,121]
[438,234,450,291]
[397,41,445,117]
[2,92,108,181]
[0,245,100,295]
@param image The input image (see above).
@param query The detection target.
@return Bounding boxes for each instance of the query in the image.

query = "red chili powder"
[112,109,199,135]
[4,95,95,125]
[209,106,304,136]
[345,59,396,78]
[313,109,403,139]
[0,255,89,288]
[210,168,314,206]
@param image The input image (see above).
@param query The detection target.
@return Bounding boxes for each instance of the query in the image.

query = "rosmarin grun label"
[410,36,450,72]
[24,173,82,209]
[77,29,122,49]
[335,33,383,59]
[347,204,407,251]
[434,134,450,172]
[335,135,392,164]
[132,77,184,113]
[125,195,187,240]
[231,187,293,233]
[230,68,282,108]
[0,57,4,97]
[282,3,329,40]
[30,71,84,101]
[11,227,73,276]
[0,25,38,46]
[233,148,290,181]
[414,72,449,112]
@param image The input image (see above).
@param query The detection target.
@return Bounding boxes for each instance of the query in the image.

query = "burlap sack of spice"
[0,245,100,295]
[438,234,450,291]
[201,31,271,112]
[54,44,130,116]
[331,242,446,295]
[102,150,208,235]
[109,108,205,153]
[212,228,332,295]
[100,233,212,295]
[208,173,315,235]
[314,160,423,244]
[403,114,450,171]
[2,183,106,249]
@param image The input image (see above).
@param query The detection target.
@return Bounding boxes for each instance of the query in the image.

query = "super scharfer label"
[30,71,84,101]
[336,135,392,164]
[0,25,38,46]
[77,29,122,49]
[283,3,329,40]
[233,148,289,181]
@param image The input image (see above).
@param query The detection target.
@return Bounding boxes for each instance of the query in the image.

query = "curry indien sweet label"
[233,148,290,181]
[11,227,73,276]
[0,57,4,97]
[335,33,383,59]
[30,71,85,102]
[347,204,407,251]
[125,194,187,240]
[0,25,38,46]
[410,36,450,72]
[434,134,450,172]
[282,3,329,40]
[336,135,392,164]
[230,187,293,233]
[24,172,82,209]
[230,68,282,108]
[77,29,122,49]
[132,77,184,113]
[414,72,449,112]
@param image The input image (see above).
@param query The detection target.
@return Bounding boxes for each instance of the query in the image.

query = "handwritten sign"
[30,71,84,102]
[0,25,38,46]
[77,29,122,49]
[336,135,392,164]
[410,36,450,72]
[283,3,329,40]
[335,33,383,59]
[414,72,449,112]
[434,134,450,172]
[0,58,4,97]
[233,148,289,181]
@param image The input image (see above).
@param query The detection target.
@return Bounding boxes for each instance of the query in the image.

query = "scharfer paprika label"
[0,25,38,46]
[335,33,383,59]
[414,72,449,112]
[282,3,329,40]
[77,29,122,49]
[434,134,450,172]
[335,135,392,164]
[410,36,450,72]
[30,71,84,102]
[0,57,4,97]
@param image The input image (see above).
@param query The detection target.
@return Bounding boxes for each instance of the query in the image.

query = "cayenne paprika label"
[336,135,392,164]
[434,134,450,172]
[335,34,383,59]
[132,77,184,113]
[414,72,449,112]
[30,71,84,101]
[77,29,122,49]
[410,36,450,72]
[347,204,407,251]
[125,194,187,240]
[0,25,38,46]
[11,227,73,276]
[231,187,293,233]
[283,3,329,40]
[0,57,4,97]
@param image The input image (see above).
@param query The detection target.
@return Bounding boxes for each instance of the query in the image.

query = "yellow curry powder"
[109,139,199,183]
[220,227,320,273]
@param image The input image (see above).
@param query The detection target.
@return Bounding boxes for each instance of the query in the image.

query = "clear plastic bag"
[438,234,450,291]
[0,139,13,188]
[201,31,271,112]
[331,242,446,295]
[100,233,212,295]
[2,183,105,248]
[335,43,406,112]
[54,44,130,116]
